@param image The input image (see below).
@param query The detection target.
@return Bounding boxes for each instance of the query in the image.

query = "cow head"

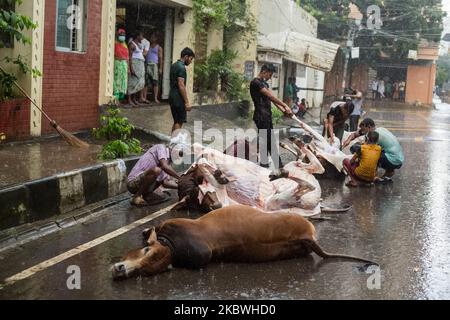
[111,228,172,280]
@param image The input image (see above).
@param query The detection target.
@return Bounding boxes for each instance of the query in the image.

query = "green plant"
[436,54,450,87]
[98,138,142,160]
[193,0,257,45]
[93,105,142,160]
[0,0,39,101]
[193,0,228,31]
[272,107,284,126]
[194,49,249,102]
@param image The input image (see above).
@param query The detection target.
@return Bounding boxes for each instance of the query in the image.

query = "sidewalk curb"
[0,157,139,232]
[134,126,171,143]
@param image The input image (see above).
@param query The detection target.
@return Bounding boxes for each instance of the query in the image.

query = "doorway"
[116,0,174,100]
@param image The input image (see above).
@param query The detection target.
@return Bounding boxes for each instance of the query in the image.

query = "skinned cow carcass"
[185,142,326,217]
[287,117,354,179]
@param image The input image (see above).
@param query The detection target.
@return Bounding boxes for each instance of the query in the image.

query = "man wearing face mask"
[113,29,129,104]
[169,47,195,133]
[250,64,293,168]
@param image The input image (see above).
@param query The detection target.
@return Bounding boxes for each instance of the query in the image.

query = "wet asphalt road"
[0,101,449,300]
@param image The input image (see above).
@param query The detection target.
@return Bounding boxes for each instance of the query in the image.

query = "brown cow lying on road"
[111,205,377,280]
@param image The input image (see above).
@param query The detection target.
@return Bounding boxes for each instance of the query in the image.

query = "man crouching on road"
[343,118,404,182]
[127,143,181,206]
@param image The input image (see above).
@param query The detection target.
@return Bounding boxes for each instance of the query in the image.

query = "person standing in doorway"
[399,80,406,102]
[393,81,399,101]
[385,81,392,99]
[169,47,195,133]
[250,64,293,168]
[140,35,151,104]
[371,79,379,100]
[127,30,146,106]
[145,31,163,104]
[378,79,385,100]
[284,77,297,108]
[113,29,129,105]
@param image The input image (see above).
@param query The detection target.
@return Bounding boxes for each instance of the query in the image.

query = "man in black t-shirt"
[169,47,195,133]
[250,64,293,168]
[324,100,354,147]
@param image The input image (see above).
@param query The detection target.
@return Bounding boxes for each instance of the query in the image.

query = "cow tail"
[306,239,378,265]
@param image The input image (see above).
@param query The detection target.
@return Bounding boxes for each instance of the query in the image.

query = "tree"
[296,0,352,41]
[192,0,256,45]
[192,0,255,100]
[299,0,445,67]
[0,0,39,101]
[436,55,450,87]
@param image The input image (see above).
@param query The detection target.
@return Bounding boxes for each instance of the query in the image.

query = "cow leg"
[196,159,224,189]
[293,145,325,175]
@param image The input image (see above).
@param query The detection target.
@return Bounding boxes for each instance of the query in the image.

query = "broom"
[1,66,89,148]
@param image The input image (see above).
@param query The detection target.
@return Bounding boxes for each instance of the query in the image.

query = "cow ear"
[148,227,157,245]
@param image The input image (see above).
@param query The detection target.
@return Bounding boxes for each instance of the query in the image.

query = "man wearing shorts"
[343,118,404,182]
[169,47,195,133]
[127,144,181,206]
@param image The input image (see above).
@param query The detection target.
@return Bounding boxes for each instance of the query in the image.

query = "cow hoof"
[214,170,229,184]
[269,169,289,181]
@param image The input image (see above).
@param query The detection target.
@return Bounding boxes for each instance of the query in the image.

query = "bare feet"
[131,195,148,207]
[346,180,358,188]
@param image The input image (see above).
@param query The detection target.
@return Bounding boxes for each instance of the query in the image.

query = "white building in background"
[256,0,339,108]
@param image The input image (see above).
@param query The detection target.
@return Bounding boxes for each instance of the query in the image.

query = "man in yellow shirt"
[343,131,382,187]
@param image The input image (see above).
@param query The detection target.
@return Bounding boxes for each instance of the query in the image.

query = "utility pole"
[341,22,357,95]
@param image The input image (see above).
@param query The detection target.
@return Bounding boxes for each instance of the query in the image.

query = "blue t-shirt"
[375,127,404,165]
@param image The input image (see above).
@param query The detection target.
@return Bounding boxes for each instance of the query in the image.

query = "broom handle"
[0,66,54,124]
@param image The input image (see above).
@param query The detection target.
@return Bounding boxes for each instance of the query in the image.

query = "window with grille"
[56,0,87,52]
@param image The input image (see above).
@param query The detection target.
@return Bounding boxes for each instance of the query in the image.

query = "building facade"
[1,0,337,141]
[1,0,257,140]
[256,0,338,108]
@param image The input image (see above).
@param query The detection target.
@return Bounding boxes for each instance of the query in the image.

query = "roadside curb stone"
[0,157,139,232]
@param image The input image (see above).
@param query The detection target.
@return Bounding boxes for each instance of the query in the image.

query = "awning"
[257,30,340,72]
[152,0,192,7]
[118,0,192,8]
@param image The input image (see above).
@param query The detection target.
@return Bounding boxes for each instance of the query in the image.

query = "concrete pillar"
[173,7,195,102]
[226,0,258,77]
[98,0,116,105]
[30,0,45,136]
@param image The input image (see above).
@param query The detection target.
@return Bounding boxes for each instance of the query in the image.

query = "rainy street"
[0,101,449,300]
